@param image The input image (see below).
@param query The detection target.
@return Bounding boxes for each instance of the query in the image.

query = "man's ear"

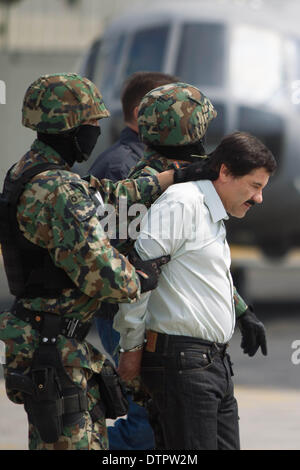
[133,105,139,122]
[125,105,139,133]
[219,163,231,181]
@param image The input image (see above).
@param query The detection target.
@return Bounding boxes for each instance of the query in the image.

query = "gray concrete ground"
[0,314,300,450]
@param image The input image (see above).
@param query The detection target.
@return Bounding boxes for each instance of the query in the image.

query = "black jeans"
[141,333,240,450]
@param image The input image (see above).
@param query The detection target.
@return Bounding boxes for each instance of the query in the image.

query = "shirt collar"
[196,180,229,222]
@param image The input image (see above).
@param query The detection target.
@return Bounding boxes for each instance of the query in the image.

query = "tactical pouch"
[24,366,64,444]
[96,359,128,419]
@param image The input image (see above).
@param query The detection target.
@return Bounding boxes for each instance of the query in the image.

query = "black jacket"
[89,127,145,182]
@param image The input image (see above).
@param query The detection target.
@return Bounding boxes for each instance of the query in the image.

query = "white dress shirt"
[114,180,236,349]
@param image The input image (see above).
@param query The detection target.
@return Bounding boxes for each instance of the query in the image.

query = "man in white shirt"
[114,130,276,450]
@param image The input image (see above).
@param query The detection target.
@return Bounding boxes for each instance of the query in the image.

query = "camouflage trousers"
[0,311,108,450]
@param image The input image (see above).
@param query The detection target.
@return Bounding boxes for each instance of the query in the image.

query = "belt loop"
[211,342,219,355]
[162,334,169,356]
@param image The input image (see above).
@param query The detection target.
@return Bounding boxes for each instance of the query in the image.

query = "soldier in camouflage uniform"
[0,74,205,450]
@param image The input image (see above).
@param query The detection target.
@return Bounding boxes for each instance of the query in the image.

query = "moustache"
[246,199,256,206]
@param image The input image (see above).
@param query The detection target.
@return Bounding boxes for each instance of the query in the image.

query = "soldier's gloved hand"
[237,306,267,357]
[128,248,170,293]
[173,159,218,184]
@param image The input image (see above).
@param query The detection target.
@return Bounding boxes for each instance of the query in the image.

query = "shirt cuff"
[113,293,150,350]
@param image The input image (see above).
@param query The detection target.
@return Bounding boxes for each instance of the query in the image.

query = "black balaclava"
[38,125,101,166]
[149,139,206,162]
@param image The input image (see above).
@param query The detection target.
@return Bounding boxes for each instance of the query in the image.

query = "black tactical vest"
[0,163,75,298]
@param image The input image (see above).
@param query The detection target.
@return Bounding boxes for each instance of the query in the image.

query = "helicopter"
[77,0,300,260]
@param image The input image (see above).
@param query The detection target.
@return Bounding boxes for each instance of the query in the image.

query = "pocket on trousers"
[178,348,214,373]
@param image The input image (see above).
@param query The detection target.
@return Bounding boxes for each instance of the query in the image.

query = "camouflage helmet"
[22,73,110,133]
[138,82,217,146]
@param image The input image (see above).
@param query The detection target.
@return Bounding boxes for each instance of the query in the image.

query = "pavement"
[1,381,299,450]
[0,314,300,451]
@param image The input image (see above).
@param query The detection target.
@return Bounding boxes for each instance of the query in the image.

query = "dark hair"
[209,131,277,177]
[121,71,179,123]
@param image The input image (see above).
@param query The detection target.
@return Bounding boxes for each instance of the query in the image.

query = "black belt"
[145,330,228,356]
[12,302,92,342]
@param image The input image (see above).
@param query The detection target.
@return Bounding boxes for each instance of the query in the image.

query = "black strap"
[12,302,92,342]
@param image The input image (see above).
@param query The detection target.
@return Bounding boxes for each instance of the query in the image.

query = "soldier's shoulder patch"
[67,183,96,222]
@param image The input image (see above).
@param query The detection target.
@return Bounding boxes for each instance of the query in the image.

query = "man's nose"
[254,190,263,204]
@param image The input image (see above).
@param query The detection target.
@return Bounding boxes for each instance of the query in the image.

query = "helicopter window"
[175,23,225,87]
[93,34,126,98]
[238,106,283,165]
[231,26,282,103]
[124,26,169,78]
[287,37,300,107]
[79,38,102,82]
[205,103,225,153]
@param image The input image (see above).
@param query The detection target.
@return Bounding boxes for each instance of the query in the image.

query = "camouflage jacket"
[0,139,163,380]
[127,147,248,318]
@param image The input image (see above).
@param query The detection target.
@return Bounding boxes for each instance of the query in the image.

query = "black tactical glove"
[237,306,267,357]
[173,159,218,184]
[128,248,170,293]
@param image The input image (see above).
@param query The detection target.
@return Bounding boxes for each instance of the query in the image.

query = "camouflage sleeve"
[86,174,162,253]
[129,165,159,180]
[21,180,141,303]
[234,287,248,317]
[88,174,161,207]
[127,163,160,179]
[107,166,163,253]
